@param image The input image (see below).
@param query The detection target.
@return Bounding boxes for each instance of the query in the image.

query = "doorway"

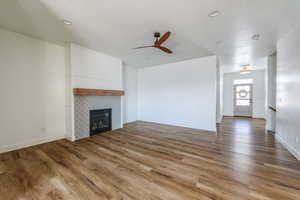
[234,84,253,117]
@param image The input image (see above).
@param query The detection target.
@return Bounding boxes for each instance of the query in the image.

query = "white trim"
[65,136,75,142]
[276,134,300,161]
[217,115,223,123]
[0,135,65,154]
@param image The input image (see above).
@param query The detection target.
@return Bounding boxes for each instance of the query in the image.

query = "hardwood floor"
[1,117,300,200]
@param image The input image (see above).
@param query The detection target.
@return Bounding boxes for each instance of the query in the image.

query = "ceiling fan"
[133,32,173,54]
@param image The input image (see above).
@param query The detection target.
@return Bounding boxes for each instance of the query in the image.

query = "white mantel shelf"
[73,88,125,96]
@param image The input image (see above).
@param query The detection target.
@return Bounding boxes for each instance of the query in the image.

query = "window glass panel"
[236,100,250,106]
[234,79,253,85]
[235,85,251,99]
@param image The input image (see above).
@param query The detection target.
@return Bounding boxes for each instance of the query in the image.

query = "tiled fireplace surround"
[73,95,122,140]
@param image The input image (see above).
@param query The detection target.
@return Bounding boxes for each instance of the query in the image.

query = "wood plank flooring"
[1,117,300,200]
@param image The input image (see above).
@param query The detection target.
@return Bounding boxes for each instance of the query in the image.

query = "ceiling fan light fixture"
[208,10,221,17]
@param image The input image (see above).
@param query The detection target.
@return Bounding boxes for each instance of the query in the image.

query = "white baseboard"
[276,134,300,161]
[137,120,217,133]
[0,135,65,154]
[65,135,75,142]
[123,120,138,125]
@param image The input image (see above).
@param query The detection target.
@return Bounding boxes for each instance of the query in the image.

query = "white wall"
[223,70,267,119]
[123,65,138,123]
[70,43,122,90]
[276,25,300,160]
[137,56,217,132]
[0,28,67,153]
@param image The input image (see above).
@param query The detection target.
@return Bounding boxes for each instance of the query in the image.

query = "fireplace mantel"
[73,88,125,96]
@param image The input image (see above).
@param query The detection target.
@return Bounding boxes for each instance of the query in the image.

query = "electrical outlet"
[296,136,299,143]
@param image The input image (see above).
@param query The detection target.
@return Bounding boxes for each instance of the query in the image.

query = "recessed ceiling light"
[252,34,260,40]
[208,10,221,17]
[62,20,72,25]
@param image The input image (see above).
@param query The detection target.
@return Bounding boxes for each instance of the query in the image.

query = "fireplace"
[90,109,112,136]
[73,95,122,140]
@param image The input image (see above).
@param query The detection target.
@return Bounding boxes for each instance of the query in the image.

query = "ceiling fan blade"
[156,31,171,45]
[157,46,173,54]
[133,45,154,49]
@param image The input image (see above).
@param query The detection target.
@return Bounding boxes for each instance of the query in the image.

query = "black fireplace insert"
[89,109,112,136]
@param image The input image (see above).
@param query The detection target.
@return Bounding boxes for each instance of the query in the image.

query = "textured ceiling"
[1,0,300,70]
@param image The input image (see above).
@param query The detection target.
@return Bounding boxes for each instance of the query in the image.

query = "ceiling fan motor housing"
[154,32,161,38]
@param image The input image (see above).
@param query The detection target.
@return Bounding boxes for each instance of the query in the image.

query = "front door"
[234,84,253,117]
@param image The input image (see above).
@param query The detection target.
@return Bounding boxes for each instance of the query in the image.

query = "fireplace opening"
[90,109,112,136]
